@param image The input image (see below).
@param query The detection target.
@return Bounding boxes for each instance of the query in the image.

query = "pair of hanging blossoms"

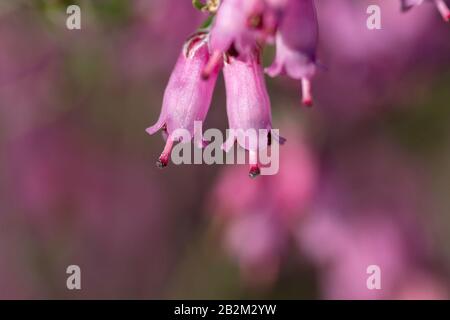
[147,0,449,178]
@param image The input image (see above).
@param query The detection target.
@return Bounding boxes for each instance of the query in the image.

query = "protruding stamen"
[435,0,450,22]
[202,51,222,80]
[156,138,174,169]
[249,165,261,179]
[301,78,313,107]
[248,150,260,179]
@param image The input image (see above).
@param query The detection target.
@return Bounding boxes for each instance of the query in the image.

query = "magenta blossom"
[401,0,450,21]
[266,0,318,107]
[146,32,219,167]
[146,0,448,176]
[203,0,278,78]
[222,47,274,178]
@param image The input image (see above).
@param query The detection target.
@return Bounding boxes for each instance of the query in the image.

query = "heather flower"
[147,0,449,175]
[203,0,277,78]
[222,47,273,178]
[266,0,318,106]
[401,0,450,22]
[146,32,219,167]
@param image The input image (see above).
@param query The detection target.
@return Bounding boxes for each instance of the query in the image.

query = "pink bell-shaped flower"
[266,0,318,107]
[222,47,276,178]
[146,32,220,167]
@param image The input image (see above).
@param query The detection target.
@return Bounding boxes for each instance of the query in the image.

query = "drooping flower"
[202,0,277,78]
[146,0,448,176]
[266,0,318,107]
[401,0,450,22]
[146,32,220,167]
[222,47,274,178]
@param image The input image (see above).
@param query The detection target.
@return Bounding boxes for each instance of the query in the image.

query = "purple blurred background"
[0,0,449,299]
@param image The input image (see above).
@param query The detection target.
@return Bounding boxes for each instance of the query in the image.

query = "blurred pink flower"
[213,125,317,219]
[297,134,438,299]
[225,210,285,286]
[210,125,318,285]
[314,0,449,123]
[300,211,410,299]
[266,0,318,106]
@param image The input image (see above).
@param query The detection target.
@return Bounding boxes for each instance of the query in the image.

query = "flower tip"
[156,139,174,169]
[436,0,450,22]
[301,79,313,108]
[249,165,261,179]
[201,70,211,80]
[146,126,158,136]
[156,158,168,169]
[303,98,313,107]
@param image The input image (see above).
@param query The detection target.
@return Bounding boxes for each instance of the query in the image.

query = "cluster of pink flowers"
[147,0,449,177]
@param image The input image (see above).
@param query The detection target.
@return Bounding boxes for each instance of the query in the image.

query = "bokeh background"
[0,0,449,299]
